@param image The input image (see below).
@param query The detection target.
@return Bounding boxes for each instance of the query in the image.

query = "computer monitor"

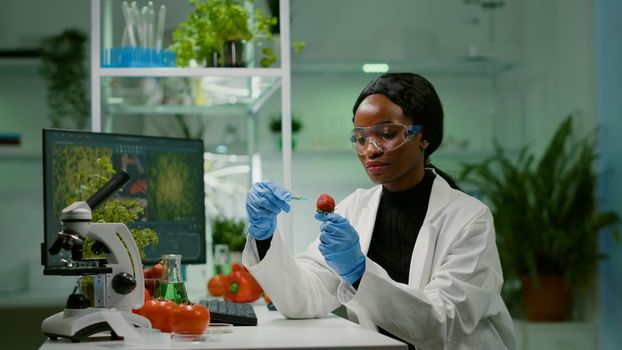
[42,129,206,268]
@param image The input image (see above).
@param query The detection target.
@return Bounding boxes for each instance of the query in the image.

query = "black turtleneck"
[367,169,435,283]
[367,170,435,350]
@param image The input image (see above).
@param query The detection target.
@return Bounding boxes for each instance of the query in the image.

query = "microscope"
[41,171,151,342]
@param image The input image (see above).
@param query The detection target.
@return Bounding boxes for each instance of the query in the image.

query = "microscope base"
[41,308,150,343]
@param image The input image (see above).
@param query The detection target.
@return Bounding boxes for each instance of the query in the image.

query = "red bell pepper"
[224,265,263,303]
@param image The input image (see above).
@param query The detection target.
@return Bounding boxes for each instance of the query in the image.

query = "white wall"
[0,65,48,154]
[0,0,93,301]
[520,0,598,153]
[0,0,90,49]
[289,0,521,63]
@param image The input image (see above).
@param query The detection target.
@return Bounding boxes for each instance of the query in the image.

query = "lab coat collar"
[424,168,453,222]
[410,168,453,287]
[356,187,381,254]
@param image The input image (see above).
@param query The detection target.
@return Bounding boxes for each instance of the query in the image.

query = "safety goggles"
[350,123,423,155]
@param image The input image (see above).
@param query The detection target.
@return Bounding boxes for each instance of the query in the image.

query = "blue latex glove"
[246,182,292,240]
[315,212,365,285]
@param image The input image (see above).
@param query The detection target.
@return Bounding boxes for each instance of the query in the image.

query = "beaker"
[155,254,189,303]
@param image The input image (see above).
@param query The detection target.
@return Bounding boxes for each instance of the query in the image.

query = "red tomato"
[207,274,227,297]
[142,299,176,333]
[224,269,263,303]
[132,288,151,316]
[170,303,210,335]
[144,263,164,278]
[136,299,159,321]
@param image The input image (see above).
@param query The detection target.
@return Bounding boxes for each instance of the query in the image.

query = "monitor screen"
[42,129,206,268]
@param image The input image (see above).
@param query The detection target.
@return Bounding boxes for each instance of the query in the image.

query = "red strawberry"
[316,194,335,213]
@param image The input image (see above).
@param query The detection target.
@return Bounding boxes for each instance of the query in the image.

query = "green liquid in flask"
[156,281,188,304]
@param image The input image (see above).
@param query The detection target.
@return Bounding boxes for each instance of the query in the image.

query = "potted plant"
[459,116,620,321]
[170,0,277,67]
[39,28,89,130]
[212,216,247,252]
[270,116,303,150]
[212,216,247,271]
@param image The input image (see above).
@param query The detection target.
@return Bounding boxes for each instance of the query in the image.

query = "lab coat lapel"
[358,186,382,255]
[408,171,452,289]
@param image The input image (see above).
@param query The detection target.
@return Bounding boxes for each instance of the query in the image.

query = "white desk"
[39,305,408,349]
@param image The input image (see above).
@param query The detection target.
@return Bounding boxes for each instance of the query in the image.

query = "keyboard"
[200,299,258,326]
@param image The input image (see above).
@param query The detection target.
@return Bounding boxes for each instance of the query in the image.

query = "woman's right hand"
[246,182,292,240]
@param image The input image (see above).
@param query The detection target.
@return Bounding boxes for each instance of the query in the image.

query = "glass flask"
[155,254,189,304]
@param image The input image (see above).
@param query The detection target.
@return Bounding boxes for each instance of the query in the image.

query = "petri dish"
[171,324,234,343]
[125,328,171,346]
[171,331,208,342]
[207,323,234,334]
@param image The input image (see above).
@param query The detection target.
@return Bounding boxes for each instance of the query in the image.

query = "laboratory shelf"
[91,0,294,246]
[103,75,281,116]
[292,57,516,77]
[107,104,253,116]
[99,67,286,77]
[0,150,41,161]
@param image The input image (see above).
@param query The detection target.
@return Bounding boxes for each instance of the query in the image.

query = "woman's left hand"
[314,212,365,285]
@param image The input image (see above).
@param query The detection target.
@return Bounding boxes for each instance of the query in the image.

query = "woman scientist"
[242,73,515,350]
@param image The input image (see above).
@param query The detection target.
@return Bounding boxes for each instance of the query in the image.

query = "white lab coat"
[242,172,516,350]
